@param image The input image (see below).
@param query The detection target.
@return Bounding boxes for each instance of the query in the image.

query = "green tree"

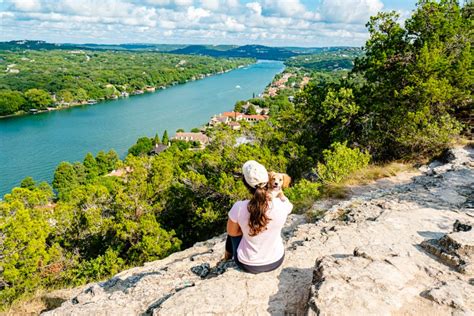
[83,153,99,180]
[234,100,245,112]
[162,130,169,144]
[0,90,26,115]
[57,90,74,103]
[128,137,153,156]
[75,88,89,101]
[351,1,470,158]
[24,89,52,110]
[246,104,257,115]
[20,177,36,190]
[53,162,79,195]
[152,133,161,145]
[0,189,61,306]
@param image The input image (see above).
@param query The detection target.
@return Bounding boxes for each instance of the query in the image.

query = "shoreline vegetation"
[1,1,472,312]
[0,66,240,120]
[0,49,255,119]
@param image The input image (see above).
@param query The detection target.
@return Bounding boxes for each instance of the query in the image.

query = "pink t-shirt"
[228,198,293,266]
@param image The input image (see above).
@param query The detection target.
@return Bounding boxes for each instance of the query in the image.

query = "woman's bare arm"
[227,219,242,236]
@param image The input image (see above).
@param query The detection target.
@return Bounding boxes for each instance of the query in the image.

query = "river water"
[0,60,284,196]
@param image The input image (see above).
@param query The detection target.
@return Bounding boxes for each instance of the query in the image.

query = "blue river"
[0,60,285,197]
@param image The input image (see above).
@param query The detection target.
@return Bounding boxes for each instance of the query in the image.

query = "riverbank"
[0,64,251,120]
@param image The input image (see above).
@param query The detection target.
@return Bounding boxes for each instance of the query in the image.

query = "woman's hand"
[227,219,242,236]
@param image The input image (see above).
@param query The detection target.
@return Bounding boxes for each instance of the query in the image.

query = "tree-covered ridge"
[0,0,472,310]
[0,50,254,116]
[284,48,363,71]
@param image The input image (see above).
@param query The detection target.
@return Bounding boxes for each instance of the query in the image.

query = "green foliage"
[172,140,192,150]
[83,152,99,180]
[316,142,371,184]
[246,104,257,115]
[24,88,52,110]
[52,162,79,197]
[20,177,35,190]
[152,133,161,145]
[95,150,119,175]
[234,100,245,112]
[0,49,253,116]
[349,0,471,157]
[162,130,169,144]
[128,137,153,156]
[284,179,321,213]
[0,90,25,115]
[285,48,363,71]
[191,127,201,133]
[69,248,125,284]
[0,187,58,307]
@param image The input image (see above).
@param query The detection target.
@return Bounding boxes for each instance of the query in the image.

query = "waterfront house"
[228,121,241,130]
[173,132,210,146]
[149,143,169,155]
[209,115,230,126]
[222,111,244,121]
[242,114,269,122]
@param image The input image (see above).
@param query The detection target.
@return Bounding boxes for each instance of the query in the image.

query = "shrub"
[316,142,371,184]
[285,179,321,213]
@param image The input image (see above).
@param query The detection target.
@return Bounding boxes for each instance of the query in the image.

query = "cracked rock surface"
[43,146,474,315]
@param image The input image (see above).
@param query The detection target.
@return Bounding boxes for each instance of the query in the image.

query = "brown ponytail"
[246,183,271,236]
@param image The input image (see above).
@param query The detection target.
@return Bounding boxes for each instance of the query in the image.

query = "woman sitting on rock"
[225,160,293,274]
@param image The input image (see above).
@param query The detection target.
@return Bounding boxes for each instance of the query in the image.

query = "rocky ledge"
[43,146,473,315]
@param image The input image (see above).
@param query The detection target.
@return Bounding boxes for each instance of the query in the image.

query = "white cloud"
[263,0,307,17]
[225,0,239,9]
[175,0,194,6]
[9,0,41,11]
[144,0,193,7]
[200,0,219,11]
[318,0,384,23]
[0,0,400,46]
[246,2,262,16]
[186,6,210,20]
[222,16,245,32]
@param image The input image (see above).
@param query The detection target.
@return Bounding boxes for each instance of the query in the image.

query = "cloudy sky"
[0,0,417,47]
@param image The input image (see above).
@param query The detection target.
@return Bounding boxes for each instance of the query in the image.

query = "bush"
[316,142,371,184]
[285,179,321,213]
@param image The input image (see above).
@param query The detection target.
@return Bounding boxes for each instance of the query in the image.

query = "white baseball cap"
[242,160,269,188]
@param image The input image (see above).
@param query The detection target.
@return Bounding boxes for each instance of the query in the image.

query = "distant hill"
[0,40,361,61]
[170,44,299,60]
[0,40,185,52]
[0,40,79,50]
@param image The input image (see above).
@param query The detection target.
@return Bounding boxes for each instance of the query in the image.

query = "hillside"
[37,146,473,315]
[170,44,300,60]
[0,40,361,61]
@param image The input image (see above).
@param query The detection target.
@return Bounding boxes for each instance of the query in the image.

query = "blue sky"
[0,0,418,47]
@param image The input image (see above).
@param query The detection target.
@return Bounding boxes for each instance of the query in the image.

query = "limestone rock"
[422,280,474,313]
[420,229,474,274]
